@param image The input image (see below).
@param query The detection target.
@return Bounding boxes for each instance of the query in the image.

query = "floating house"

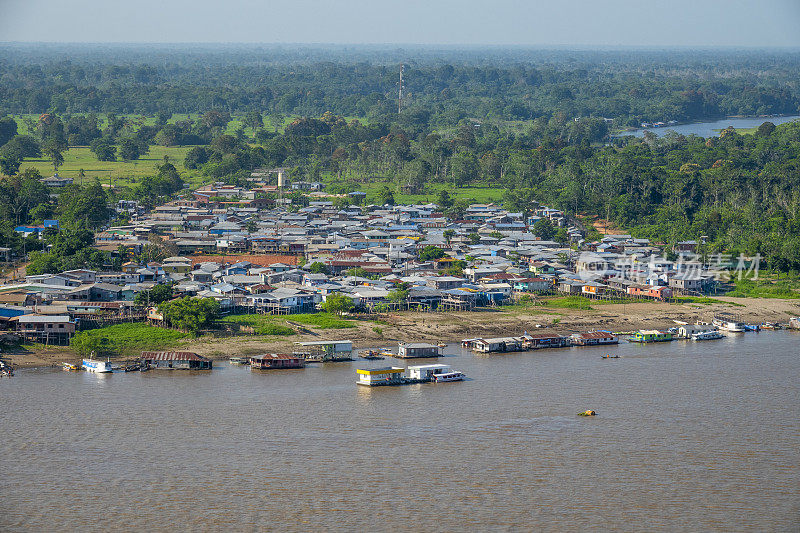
[523,333,570,349]
[629,330,672,343]
[407,364,452,381]
[356,366,405,386]
[675,325,715,339]
[140,351,212,369]
[295,340,353,361]
[397,342,439,358]
[250,353,305,369]
[469,336,525,353]
[570,331,619,346]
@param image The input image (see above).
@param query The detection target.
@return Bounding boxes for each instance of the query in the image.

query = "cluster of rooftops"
[0,190,728,328]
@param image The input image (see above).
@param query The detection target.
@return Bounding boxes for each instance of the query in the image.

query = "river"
[1,331,798,531]
[623,115,800,138]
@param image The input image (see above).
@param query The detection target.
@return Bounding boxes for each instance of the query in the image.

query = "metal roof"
[140,351,208,361]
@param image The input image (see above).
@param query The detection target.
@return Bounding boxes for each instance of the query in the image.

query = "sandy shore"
[5,296,799,369]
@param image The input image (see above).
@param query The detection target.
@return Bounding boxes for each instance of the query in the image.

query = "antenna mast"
[398,64,404,114]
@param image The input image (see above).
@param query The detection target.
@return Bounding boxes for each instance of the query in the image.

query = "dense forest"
[1,45,800,272]
[1,45,799,128]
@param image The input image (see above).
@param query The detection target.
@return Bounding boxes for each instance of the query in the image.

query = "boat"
[432,371,465,383]
[0,360,13,377]
[124,363,141,372]
[601,353,620,359]
[713,316,746,332]
[62,362,80,371]
[629,330,673,343]
[437,343,447,348]
[691,330,724,341]
[229,356,250,365]
[744,324,760,332]
[81,358,113,373]
[761,322,782,330]
[359,350,385,360]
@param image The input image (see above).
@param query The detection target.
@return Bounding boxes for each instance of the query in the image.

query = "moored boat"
[0,360,13,376]
[81,358,113,373]
[629,330,673,343]
[432,371,465,383]
[691,330,724,341]
[229,356,250,365]
[359,349,385,360]
[713,316,746,332]
[62,362,80,371]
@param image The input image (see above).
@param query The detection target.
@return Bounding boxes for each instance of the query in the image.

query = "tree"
[184,146,209,169]
[388,288,409,303]
[0,154,21,176]
[158,297,220,335]
[244,111,264,132]
[134,283,173,306]
[376,185,395,206]
[436,189,454,208]
[43,140,64,171]
[450,151,479,186]
[307,261,330,275]
[0,116,18,147]
[321,293,354,315]
[443,229,456,243]
[90,137,116,161]
[533,218,556,240]
[58,180,112,229]
[119,138,140,161]
[418,245,446,261]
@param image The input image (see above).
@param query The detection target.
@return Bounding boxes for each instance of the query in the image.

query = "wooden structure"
[250,353,305,369]
[569,331,618,346]
[396,342,439,358]
[140,351,212,370]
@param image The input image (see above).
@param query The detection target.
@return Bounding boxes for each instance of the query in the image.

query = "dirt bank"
[5,297,799,369]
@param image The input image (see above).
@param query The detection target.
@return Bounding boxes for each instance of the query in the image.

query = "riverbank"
[5,296,798,369]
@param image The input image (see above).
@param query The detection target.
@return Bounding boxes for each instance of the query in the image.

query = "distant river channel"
[624,114,800,138]
[2,331,799,531]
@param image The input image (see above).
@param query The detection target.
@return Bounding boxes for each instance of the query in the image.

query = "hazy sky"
[1,0,799,47]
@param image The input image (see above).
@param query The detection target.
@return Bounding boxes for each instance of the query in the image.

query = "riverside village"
[0,170,795,378]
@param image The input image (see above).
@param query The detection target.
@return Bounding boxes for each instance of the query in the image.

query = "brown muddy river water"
[1,331,799,531]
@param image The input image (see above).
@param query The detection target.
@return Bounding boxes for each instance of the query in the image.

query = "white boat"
[712,317,745,332]
[691,331,724,341]
[432,371,465,383]
[82,359,113,373]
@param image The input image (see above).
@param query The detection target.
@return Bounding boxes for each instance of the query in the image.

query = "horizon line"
[2,41,800,51]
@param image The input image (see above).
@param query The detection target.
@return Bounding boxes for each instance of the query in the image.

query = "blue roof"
[43,220,60,227]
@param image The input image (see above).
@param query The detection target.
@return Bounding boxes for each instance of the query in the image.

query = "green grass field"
[218,314,296,336]
[70,323,188,356]
[19,145,198,187]
[724,276,800,299]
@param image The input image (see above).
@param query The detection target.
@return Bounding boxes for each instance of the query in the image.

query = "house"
[426,276,465,291]
[12,315,75,343]
[356,367,405,386]
[570,331,619,346]
[512,277,553,293]
[250,353,305,369]
[295,340,353,361]
[140,351,212,370]
[397,342,439,358]
[471,336,524,353]
[407,364,452,381]
[523,333,569,349]
[558,280,584,294]
[40,174,73,187]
